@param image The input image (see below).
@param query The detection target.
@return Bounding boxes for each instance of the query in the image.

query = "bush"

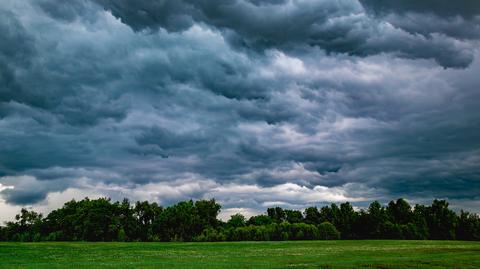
[318,222,340,240]
[117,229,126,242]
[194,228,226,242]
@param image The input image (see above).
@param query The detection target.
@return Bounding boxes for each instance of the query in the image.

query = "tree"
[267,207,285,223]
[195,199,221,229]
[427,200,457,240]
[320,204,340,227]
[247,215,273,226]
[134,201,163,241]
[4,208,43,242]
[411,204,429,239]
[387,199,412,225]
[367,201,387,238]
[1,197,479,242]
[227,213,246,228]
[456,211,480,240]
[154,200,198,241]
[318,222,340,240]
[337,202,358,239]
[304,207,321,225]
[284,210,303,224]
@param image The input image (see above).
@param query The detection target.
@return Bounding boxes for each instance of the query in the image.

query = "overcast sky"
[1,0,480,222]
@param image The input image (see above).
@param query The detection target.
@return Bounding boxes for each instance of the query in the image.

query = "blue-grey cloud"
[0,0,479,216]
[36,0,477,68]
[360,0,480,19]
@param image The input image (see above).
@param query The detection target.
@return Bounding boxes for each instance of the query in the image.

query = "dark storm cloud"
[61,0,476,68]
[360,0,480,19]
[360,0,480,44]
[0,10,35,106]
[0,175,74,204]
[0,0,480,213]
[36,0,100,22]
[0,11,34,62]
[1,189,46,205]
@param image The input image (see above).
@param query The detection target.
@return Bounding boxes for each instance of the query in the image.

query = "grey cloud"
[360,0,480,19]
[94,0,198,32]
[71,0,477,68]
[247,0,289,6]
[0,10,35,106]
[0,10,34,63]
[36,0,100,22]
[1,189,46,205]
[0,0,479,214]
[0,176,69,204]
[360,1,480,49]
[382,13,480,40]
[134,126,217,157]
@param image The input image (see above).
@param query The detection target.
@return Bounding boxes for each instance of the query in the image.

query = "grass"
[0,240,479,269]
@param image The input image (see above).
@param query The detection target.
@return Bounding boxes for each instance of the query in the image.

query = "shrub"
[318,222,340,240]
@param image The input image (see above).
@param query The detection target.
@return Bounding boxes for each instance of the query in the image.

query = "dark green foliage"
[42,198,125,241]
[193,228,226,242]
[0,197,478,242]
[222,222,340,241]
[304,207,321,225]
[247,215,273,226]
[1,209,42,242]
[387,199,413,224]
[226,213,246,228]
[195,199,221,229]
[456,211,480,240]
[267,207,285,223]
[155,200,199,241]
[318,222,341,240]
[427,200,458,240]
[284,210,304,224]
[133,200,163,241]
[153,199,221,241]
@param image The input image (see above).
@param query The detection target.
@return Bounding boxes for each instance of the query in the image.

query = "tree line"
[0,197,479,242]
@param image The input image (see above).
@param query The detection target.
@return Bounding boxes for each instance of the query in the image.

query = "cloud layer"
[1,0,479,221]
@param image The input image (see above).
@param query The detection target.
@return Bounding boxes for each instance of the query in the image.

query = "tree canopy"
[0,198,478,242]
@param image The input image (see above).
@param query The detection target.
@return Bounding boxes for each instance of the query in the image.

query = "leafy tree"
[134,201,163,241]
[1,197,478,242]
[304,207,321,225]
[3,208,43,242]
[154,200,198,241]
[318,222,340,240]
[195,199,221,229]
[194,228,226,242]
[267,207,286,223]
[411,204,429,239]
[247,215,273,226]
[456,211,480,240]
[365,201,388,238]
[338,202,358,239]
[427,200,457,240]
[284,210,303,224]
[227,213,246,228]
[387,199,412,225]
[320,204,340,227]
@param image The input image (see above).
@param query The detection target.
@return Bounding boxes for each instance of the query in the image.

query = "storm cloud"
[0,0,479,220]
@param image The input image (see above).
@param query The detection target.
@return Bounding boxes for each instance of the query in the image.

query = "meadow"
[0,240,479,269]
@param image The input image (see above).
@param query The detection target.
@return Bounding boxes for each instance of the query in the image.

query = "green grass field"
[0,240,479,269]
